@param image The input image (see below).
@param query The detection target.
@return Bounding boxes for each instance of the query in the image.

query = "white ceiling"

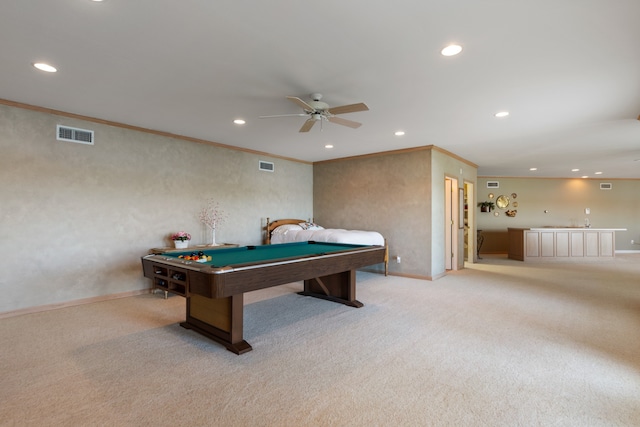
[2,0,639,178]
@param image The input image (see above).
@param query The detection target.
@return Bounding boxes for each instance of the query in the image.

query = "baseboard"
[0,288,152,320]
[360,267,438,281]
[359,267,386,275]
[386,271,433,281]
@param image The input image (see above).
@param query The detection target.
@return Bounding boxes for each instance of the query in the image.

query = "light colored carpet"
[1,255,639,426]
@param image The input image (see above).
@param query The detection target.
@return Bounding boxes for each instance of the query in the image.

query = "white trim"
[0,289,149,319]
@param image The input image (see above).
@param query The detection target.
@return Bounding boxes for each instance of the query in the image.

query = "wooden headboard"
[265,218,309,244]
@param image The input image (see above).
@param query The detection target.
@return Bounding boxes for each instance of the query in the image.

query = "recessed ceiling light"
[571,168,580,172]
[581,175,589,179]
[233,119,245,125]
[594,171,603,175]
[325,144,333,149]
[441,45,462,56]
[494,111,509,118]
[33,62,57,72]
[394,131,405,136]
[529,167,537,171]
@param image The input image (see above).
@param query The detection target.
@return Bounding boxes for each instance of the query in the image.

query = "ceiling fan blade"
[328,116,362,129]
[328,102,369,115]
[299,119,316,132]
[287,96,315,112]
[259,113,307,118]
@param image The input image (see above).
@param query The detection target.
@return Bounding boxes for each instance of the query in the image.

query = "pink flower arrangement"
[171,231,191,242]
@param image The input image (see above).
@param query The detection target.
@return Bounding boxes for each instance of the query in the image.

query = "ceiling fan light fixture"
[261,93,368,132]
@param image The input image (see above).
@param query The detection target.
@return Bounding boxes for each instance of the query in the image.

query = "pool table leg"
[181,293,252,354]
[300,270,363,308]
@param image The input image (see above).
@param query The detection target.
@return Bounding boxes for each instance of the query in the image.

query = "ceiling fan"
[260,93,369,132]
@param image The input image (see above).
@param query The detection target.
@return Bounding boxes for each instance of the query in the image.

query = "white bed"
[265,218,388,275]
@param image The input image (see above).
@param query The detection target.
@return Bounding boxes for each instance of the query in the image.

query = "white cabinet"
[508,228,623,262]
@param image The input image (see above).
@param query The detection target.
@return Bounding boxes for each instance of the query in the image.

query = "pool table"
[141,241,386,354]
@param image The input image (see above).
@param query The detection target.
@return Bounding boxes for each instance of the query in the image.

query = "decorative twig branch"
[199,199,227,246]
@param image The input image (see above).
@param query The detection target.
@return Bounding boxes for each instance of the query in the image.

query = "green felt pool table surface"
[165,241,370,268]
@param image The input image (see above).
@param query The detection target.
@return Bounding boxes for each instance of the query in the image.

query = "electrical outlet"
[632,240,635,245]
[396,256,401,263]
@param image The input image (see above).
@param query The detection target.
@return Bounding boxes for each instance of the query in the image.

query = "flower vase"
[210,228,218,246]
[174,240,189,249]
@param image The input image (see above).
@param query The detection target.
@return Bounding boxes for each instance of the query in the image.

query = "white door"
[444,178,458,270]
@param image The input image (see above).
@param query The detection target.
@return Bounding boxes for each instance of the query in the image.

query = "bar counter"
[508,227,627,262]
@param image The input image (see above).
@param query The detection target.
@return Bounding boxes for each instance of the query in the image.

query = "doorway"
[463,182,475,263]
[445,177,459,270]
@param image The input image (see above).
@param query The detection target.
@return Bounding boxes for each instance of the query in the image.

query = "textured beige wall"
[476,177,640,251]
[0,105,312,313]
[430,149,478,276]
[314,148,477,279]
[314,150,431,277]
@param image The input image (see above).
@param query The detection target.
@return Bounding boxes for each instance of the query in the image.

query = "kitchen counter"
[508,227,627,261]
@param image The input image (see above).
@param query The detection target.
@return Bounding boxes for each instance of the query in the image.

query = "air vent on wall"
[259,160,274,172]
[600,183,612,190]
[57,125,94,145]
[486,181,499,188]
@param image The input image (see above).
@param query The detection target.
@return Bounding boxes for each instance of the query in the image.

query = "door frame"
[444,176,459,270]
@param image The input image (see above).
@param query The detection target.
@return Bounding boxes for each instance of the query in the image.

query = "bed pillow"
[272,224,303,234]
[299,222,324,231]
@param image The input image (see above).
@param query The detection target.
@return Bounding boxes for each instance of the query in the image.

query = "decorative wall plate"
[494,211,499,216]
[488,193,494,199]
[496,195,510,209]
[512,201,519,208]
[511,193,517,199]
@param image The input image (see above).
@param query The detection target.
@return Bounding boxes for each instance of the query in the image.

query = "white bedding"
[271,225,384,246]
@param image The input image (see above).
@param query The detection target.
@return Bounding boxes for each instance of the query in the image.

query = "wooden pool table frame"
[141,243,385,354]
